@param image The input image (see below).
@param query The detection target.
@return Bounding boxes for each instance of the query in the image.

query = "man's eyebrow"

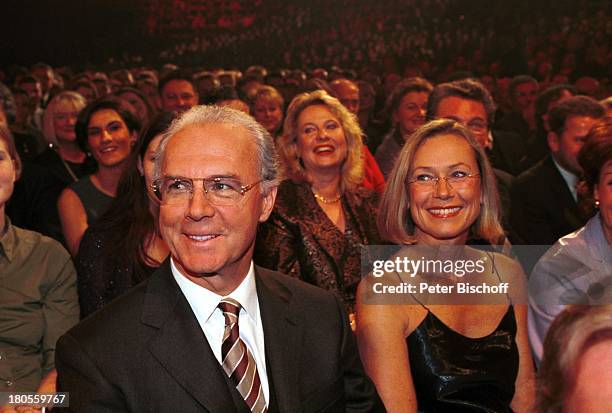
[163,173,241,180]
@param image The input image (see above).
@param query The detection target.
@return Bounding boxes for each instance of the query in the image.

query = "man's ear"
[259,185,278,222]
[547,131,560,152]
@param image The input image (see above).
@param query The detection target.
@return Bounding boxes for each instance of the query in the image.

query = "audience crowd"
[1,0,610,411]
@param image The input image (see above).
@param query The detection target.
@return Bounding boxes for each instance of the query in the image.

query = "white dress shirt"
[171,260,269,404]
[552,157,579,201]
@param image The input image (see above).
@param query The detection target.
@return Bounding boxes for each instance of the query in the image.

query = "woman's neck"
[91,165,125,197]
[309,171,342,198]
[57,141,86,163]
[415,229,469,246]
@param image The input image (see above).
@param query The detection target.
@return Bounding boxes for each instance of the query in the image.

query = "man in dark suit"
[425,78,521,242]
[55,106,383,412]
[426,78,526,177]
[510,96,605,246]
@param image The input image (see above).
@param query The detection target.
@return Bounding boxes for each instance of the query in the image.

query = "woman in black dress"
[357,120,535,412]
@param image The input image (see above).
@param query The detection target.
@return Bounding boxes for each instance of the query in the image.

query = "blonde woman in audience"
[255,90,381,314]
[357,119,534,412]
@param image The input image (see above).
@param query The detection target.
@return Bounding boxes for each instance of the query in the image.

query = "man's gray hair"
[153,105,280,192]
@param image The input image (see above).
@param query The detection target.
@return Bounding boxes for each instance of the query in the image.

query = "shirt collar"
[171,259,259,324]
[0,216,17,262]
[551,157,579,200]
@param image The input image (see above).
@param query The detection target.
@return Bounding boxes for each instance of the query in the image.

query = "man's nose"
[186,186,215,220]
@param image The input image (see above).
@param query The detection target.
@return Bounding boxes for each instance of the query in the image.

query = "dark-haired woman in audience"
[254,90,381,315]
[76,113,172,318]
[0,125,78,398]
[529,117,612,365]
[357,119,534,412]
[536,305,612,413]
[58,97,141,256]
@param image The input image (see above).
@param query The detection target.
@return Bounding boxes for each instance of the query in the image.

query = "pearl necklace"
[312,191,342,204]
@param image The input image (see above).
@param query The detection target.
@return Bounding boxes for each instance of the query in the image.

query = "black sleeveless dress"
[407,305,519,412]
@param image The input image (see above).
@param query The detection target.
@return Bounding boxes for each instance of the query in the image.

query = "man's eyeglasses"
[152,177,262,206]
[407,172,480,190]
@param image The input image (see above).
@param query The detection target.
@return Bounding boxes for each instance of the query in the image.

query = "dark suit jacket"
[488,130,526,177]
[55,262,383,413]
[254,181,382,312]
[510,155,590,245]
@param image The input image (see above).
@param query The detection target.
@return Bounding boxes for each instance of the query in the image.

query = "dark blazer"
[510,155,590,245]
[254,181,382,312]
[488,130,526,177]
[55,262,383,413]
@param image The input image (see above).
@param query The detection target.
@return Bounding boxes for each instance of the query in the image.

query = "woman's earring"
[595,199,600,208]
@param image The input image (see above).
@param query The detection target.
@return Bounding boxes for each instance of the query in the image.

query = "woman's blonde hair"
[277,90,364,191]
[536,305,612,413]
[378,119,504,244]
[42,91,87,145]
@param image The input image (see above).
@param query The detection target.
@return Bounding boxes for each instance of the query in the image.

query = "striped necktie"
[218,298,267,413]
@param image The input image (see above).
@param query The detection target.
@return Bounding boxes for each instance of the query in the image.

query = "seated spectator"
[16,91,97,244]
[496,75,539,139]
[16,74,45,131]
[520,84,576,170]
[58,97,141,256]
[248,85,284,139]
[38,91,95,185]
[510,96,605,245]
[425,78,521,241]
[214,85,249,113]
[134,69,160,110]
[536,305,612,413]
[329,78,386,194]
[77,113,172,317]
[528,117,612,365]
[0,125,79,397]
[427,78,526,176]
[159,70,198,114]
[254,90,381,314]
[357,119,534,412]
[72,79,99,103]
[116,86,157,126]
[10,87,44,161]
[375,77,433,178]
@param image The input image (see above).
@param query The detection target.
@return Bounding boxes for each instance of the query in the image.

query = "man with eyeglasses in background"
[426,78,523,243]
[55,105,383,412]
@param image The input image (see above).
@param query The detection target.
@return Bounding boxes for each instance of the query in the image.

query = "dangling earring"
[595,199,600,208]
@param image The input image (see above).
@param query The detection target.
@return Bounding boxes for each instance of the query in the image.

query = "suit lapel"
[255,267,301,412]
[543,157,583,226]
[142,262,239,413]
